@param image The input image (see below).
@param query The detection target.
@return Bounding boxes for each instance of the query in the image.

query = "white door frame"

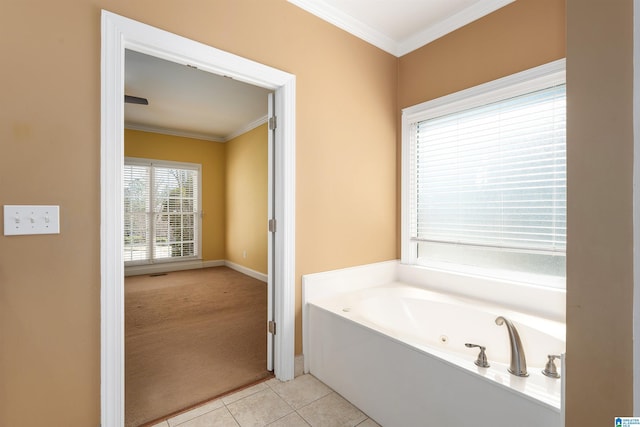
[100,11,296,426]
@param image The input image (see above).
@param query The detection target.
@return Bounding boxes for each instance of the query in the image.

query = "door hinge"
[268,218,276,233]
[268,320,276,335]
[269,116,277,130]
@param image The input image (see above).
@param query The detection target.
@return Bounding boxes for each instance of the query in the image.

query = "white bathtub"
[304,274,565,426]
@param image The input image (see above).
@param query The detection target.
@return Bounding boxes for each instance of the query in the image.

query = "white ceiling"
[124,0,515,141]
[125,50,273,142]
[287,0,515,56]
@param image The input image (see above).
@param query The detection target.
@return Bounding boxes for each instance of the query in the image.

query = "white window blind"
[410,84,566,253]
[402,60,566,286]
[124,164,150,262]
[124,158,201,265]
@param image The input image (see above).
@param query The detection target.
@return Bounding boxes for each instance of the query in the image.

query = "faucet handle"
[542,354,562,378]
[465,343,490,368]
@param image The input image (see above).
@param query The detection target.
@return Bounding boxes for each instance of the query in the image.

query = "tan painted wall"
[399,0,636,423]
[2,0,633,425]
[397,0,566,255]
[225,124,268,274]
[398,0,566,108]
[126,126,270,273]
[566,0,634,423]
[125,129,227,261]
[0,1,397,425]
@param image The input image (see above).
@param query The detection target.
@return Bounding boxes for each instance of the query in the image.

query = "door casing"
[101,10,296,426]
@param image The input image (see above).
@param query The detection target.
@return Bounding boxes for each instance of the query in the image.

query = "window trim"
[124,156,203,266]
[401,59,566,288]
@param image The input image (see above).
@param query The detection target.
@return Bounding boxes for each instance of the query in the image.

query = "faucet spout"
[495,316,528,377]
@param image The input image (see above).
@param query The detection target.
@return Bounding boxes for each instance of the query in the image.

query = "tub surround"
[396,262,566,322]
[303,260,566,363]
[302,260,566,426]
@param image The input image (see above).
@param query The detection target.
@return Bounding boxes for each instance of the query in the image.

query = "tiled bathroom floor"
[150,374,380,427]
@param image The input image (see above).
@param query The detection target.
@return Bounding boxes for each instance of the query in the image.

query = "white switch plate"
[4,205,60,236]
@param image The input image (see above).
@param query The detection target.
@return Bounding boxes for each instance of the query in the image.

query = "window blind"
[409,84,566,254]
[124,163,151,262]
[153,166,198,259]
[123,158,200,264]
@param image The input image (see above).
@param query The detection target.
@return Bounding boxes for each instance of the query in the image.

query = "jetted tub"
[305,281,565,427]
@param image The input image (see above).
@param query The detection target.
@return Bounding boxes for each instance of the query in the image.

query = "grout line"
[167,374,375,427]
[224,401,242,427]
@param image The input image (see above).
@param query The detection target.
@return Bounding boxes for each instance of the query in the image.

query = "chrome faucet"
[495,316,528,377]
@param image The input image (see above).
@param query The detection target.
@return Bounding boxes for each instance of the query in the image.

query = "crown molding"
[125,115,269,143]
[124,122,226,142]
[397,0,516,56]
[287,0,398,55]
[224,115,268,142]
[288,0,515,57]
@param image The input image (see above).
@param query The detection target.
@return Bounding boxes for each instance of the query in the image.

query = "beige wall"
[398,0,566,108]
[0,0,635,425]
[0,1,397,425]
[125,129,227,261]
[225,123,269,274]
[126,125,270,273]
[398,0,636,423]
[566,0,634,423]
[397,0,566,255]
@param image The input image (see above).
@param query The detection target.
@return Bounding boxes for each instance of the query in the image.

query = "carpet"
[125,266,270,426]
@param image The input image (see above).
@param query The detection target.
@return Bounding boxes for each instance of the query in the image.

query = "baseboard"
[125,259,224,277]
[125,259,267,283]
[225,260,268,283]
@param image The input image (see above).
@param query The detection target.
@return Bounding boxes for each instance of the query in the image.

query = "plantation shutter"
[124,163,151,262]
[124,158,200,265]
[153,166,199,259]
[409,84,566,253]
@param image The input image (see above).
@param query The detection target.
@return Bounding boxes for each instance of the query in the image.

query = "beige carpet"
[125,266,270,426]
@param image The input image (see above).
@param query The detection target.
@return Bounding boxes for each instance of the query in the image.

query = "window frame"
[401,59,566,289]
[124,156,203,266]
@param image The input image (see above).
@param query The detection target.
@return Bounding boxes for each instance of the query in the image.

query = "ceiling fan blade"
[124,95,149,105]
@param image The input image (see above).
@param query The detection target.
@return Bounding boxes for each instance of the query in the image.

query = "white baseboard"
[125,259,267,283]
[125,259,224,277]
[225,260,268,283]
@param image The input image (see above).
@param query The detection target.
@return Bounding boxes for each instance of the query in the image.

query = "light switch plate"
[4,205,60,236]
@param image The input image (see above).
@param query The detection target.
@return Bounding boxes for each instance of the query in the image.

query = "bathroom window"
[124,157,202,265]
[402,60,566,288]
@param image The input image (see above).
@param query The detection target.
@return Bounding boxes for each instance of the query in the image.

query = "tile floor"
[150,374,380,427]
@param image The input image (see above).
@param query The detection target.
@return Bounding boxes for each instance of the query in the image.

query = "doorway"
[123,47,276,424]
[101,10,296,427]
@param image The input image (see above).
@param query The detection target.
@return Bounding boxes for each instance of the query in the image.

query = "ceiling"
[124,0,515,141]
[125,50,273,142]
[287,0,515,56]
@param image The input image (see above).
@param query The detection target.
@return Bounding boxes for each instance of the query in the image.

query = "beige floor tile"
[175,406,239,427]
[355,419,381,427]
[150,422,169,427]
[226,388,294,427]
[268,374,332,409]
[297,392,367,427]
[167,399,225,426]
[267,412,311,427]
[222,382,270,405]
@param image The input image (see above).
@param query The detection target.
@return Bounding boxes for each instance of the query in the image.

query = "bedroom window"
[401,60,566,288]
[124,157,202,265]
